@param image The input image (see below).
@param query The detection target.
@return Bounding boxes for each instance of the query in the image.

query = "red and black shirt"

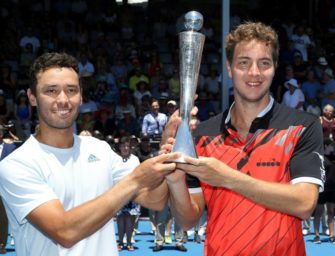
[188,98,325,256]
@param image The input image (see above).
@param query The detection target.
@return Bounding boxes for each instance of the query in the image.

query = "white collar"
[225,96,274,124]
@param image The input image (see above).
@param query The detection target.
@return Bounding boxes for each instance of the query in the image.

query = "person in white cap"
[166,100,177,117]
[282,78,305,110]
[315,56,329,81]
[318,57,328,66]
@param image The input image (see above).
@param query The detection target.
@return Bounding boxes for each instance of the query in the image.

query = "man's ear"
[27,88,37,106]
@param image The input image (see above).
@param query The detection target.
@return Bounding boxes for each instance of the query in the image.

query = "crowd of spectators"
[0,0,335,251]
[0,1,334,146]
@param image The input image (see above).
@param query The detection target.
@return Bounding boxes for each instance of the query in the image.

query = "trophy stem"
[171,120,197,163]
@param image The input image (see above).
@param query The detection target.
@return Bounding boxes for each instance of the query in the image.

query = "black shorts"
[323,161,335,192]
[318,191,335,204]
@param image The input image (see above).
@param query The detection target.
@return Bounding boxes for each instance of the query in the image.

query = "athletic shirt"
[188,98,324,256]
[0,135,131,256]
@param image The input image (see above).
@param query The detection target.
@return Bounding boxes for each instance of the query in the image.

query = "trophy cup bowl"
[171,11,205,163]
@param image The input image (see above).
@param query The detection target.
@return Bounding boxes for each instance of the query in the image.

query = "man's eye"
[259,60,272,69]
[237,60,249,69]
[46,89,57,94]
[67,88,79,95]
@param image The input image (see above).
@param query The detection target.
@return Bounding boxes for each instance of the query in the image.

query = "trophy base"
[169,154,187,164]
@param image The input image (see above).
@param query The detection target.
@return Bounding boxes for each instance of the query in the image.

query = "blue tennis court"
[2,220,334,255]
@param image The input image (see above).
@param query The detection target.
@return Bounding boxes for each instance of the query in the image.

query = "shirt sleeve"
[186,174,202,194]
[111,153,140,184]
[290,118,325,190]
[0,159,58,223]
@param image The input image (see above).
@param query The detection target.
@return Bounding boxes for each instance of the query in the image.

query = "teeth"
[249,82,260,86]
[58,110,70,115]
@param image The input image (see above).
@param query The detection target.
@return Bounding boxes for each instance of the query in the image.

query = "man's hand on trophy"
[160,105,198,150]
[177,156,234,188]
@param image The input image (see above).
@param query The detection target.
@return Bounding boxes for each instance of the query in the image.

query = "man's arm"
[27,153,179,248]
[177,156,319,220]
[158,107,202,230]
[133,180,169,211]
[166,172,205,230]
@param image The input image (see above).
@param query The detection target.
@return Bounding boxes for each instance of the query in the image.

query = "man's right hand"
[160,106,198,147]
[130,152,180,191]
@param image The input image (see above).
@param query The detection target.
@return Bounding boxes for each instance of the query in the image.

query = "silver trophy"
[171,11,205,163]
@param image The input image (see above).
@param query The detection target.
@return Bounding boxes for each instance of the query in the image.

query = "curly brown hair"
[225,22,279,68]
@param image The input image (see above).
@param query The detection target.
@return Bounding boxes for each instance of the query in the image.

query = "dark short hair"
[29,52,79,95]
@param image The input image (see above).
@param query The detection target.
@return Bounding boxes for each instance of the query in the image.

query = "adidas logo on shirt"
[88,154,100,163]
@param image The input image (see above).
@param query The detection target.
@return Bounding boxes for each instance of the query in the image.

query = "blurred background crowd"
[0,0,334,146]
[0,0,335,251]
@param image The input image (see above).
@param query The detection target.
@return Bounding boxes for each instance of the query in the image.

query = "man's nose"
[248,62,261,76]
[56,90,69,102]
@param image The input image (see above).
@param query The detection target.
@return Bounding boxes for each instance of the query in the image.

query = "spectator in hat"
[158,92,169,114]
[128,67,149,92]
[273,64,296,103]
[319,68,335,108]
[282,78,305,111]
[166,100,178,118]
[318,57,328,66]
[315,56,329,81]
